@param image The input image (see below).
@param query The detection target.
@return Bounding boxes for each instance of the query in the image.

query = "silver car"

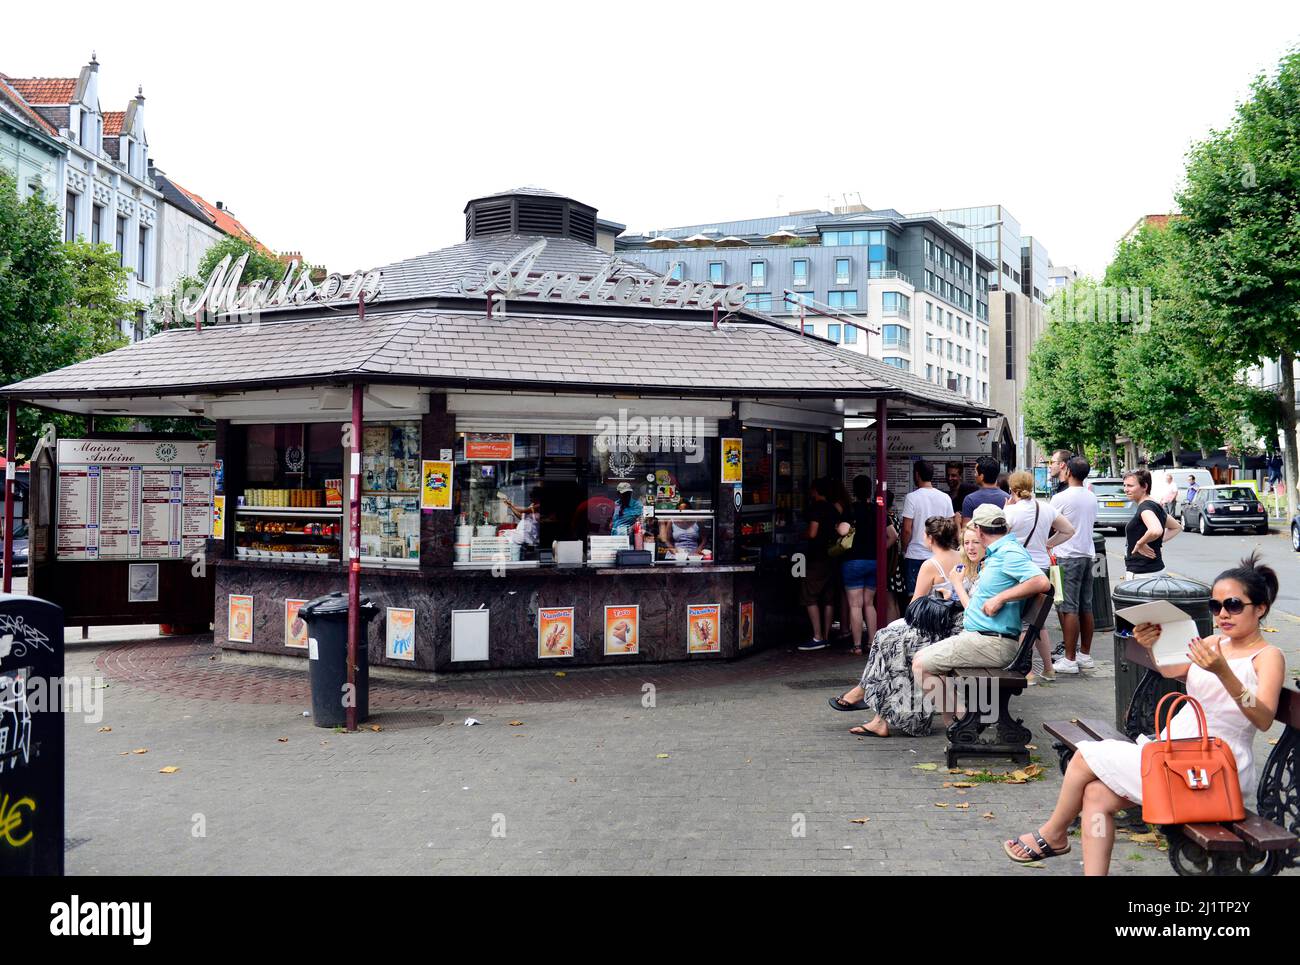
[1090,478,1134,535]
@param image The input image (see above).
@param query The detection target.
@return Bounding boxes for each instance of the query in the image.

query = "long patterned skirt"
[857,611,964,737]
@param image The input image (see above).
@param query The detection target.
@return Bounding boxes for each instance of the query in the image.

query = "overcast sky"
[7,1,1299,279]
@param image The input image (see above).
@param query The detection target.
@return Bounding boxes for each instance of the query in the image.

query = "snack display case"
[234,507,343,564]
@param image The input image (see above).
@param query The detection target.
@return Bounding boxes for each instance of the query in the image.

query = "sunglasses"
[1208,597,1252,615]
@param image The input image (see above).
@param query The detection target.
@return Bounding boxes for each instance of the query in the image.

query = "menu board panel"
[56,440,216,561]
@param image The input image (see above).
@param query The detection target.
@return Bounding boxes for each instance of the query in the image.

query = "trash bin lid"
[1113,574,1210,606]
[300,591,377,617]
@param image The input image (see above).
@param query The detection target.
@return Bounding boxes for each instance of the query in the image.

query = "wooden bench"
[1044,640,1300,876]
[944,593,1055,768]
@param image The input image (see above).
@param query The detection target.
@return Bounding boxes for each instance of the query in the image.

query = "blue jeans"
[842,558,877,590]
[903,558,925,597]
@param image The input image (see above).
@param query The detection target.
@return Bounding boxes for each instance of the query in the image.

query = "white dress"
[1077,649,1265,803]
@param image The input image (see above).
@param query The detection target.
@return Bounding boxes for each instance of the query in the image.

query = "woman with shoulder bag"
[1002,552,1286,874]
[831,475,897,655]
[1005,471,1075,684]
[827,516,964,737]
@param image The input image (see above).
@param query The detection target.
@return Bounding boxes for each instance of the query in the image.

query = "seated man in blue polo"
[912,503,1051,722]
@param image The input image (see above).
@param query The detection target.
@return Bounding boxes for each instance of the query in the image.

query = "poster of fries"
[538,606,575,658]
[687,603,721,654]
[604,605,639,655]
[738,601,754,650]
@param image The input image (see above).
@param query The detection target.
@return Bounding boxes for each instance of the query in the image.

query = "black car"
[1292,513,1300,552]
[1183,486,1268,535]
[0,520,28,578]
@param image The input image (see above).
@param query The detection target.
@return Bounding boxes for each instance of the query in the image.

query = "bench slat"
[1182,823,1246,853]
[1043,719,1093,751]
[952,667,1025,681]
[1076,717,1129,744]
[1229,811,1299,851]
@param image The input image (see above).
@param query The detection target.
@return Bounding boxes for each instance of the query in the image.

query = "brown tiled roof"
[0,309,993,418]
[6,77,76,104]
[0,76,58,136]
[168,179,269,253]
[103,110,125,135]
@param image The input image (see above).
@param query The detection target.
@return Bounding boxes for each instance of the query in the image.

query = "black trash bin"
[1092,533,1114,632]
[1110,575,1212,735]
[300,591,378,727]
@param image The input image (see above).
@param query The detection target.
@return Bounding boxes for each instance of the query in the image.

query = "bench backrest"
[1004,592,1055,675]
[1124,638,1299,727]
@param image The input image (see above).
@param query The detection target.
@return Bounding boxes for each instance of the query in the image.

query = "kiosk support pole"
[2,399,15,594]
[347,383,363,732]
[874,398,888,636]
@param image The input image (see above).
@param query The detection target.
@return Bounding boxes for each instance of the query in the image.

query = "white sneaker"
[1052,657,1080,674]
[1076,653,1096,670]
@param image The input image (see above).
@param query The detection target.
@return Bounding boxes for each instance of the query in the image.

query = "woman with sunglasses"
[1002,552,1285,874]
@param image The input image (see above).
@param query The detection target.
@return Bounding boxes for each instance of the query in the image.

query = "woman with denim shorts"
[837,475,896,654]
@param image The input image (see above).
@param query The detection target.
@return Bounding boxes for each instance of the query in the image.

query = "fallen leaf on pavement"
[131,748,148,755]
[850,817,870,824]
[963,769,984,777]
[982,812,995,819]
[1130,832,1161,844]
[554,671,567,677]
[509,720,524,726]
[276,737,288,743]
[913,763,939,771]
[370,725,383,732]
[159,766,179,774]
[1022,861,1045,868]
[656,754,670,759]
[97,726,111,733]
[934,802,949,808]
[1023,763,1044,778]
[948,767,964,774]
[949,781,977,788]
[955,803,970,810]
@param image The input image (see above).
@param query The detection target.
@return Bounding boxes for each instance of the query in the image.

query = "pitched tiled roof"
[162,176,268,253]
[0,76,58,136]
[103,110,125,135]
[6,77,76,104]
[0,309,991,417]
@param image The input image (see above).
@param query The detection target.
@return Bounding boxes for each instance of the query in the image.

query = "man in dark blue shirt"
[961,455,1007,526]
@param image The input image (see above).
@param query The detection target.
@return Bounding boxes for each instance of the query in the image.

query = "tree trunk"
[1170,434,1182,469]
[1108,438,1120,475]
[1280,354,1298,520]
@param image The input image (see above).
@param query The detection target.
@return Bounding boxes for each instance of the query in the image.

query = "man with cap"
[912,503,1051,722]
[610,482,643,536]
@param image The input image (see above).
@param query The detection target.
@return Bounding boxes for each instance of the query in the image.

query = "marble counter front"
[214,559,800,673]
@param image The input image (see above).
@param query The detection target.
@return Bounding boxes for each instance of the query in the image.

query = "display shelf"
[237,507,342,517]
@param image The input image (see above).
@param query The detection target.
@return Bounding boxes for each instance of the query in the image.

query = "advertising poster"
[465,432,515,461]
[385,607,416,661]
[738,601,754,650]
[687,603,721,654]
[228,594,253,644]
[212,494,225,540]
[127,563,159,603]
[538,606,575,658]
[284,599,309,649]
[604,605,639,655]
[421,460,453,510]
[721,437,743,484]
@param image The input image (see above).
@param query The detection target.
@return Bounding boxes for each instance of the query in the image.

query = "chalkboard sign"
[0,593,64,875]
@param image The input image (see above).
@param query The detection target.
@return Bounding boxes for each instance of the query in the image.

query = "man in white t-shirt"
[900,460,958,596]
[1049,455,1098,674]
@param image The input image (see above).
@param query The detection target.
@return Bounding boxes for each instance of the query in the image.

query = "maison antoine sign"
[459,239,750,310]
[180,254,384,316]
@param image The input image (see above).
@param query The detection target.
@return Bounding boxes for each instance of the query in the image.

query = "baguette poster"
[538,606,575,658]
[228,594,253,644]
[604,605,639,655]
[284,598,309,649]
[687,603,721,654]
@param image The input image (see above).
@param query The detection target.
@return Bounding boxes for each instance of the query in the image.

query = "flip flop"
[1003,831,1071,864]
[829,696,868,712]
[849,724,888,737]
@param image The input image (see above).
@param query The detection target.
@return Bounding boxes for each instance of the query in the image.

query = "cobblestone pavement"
[65,611,1298,876]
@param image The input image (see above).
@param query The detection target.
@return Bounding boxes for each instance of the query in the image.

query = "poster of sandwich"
[687,603,721,654]
[604,605,639,655]
[284,599,309,649]
[538,606,575,658]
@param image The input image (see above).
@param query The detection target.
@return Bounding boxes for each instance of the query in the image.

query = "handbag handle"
[1154,692,1210,752]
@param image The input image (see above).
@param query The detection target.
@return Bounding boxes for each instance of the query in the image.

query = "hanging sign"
[464,433,514,461]
[459,239,749,310]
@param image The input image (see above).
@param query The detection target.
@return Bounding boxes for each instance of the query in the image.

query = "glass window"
[803,323,815,334]
[834,257,850,284]
[708,262,724,283]
[925,302,933,321]
[91,204,102,244]
[65,192,77,242]
[869,230,884,245]
[844,323,858,345]
[115,216,126,264]
[751,261,766,287]
[742,427,773,507]
[360,422,422,562]
[827,323,841,342]
[137,226,148,283]
[792,258,809,285]
[827,290,858,309]
[883,357,910,371]
[670,263,684,280]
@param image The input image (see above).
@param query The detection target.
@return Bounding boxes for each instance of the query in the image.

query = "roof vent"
[464,188,599,245]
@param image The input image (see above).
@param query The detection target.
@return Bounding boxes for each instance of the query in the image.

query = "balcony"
[868,268,913,285]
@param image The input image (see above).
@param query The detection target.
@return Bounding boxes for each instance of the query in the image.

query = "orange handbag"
[1140,692,1246,824]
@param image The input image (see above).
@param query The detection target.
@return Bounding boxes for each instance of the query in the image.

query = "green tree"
[152,234,281,331]
[1176,46,1300,515]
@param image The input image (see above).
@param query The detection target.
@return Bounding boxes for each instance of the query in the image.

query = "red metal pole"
[346,383,363,732]
[2,399,15,594]
[874,398,888,636]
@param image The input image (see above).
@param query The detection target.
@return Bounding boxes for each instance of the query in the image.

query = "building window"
[882,357,910,371]
[65,192,77,242]
[138,226,149,283]
[670,263,684,281]
[882,324,910,350]
[827,290,858,309]
[751,261,766,287]
[925,302,933,321]
[844,323,858,345]
[708,262,724,284]
[115,216,127,265]
[91,204,103,245]
[744,293,773,312]
[926,364,933,381]
[882,292,910,317]
[133,310,146,342]
[1005,295,1016,381]
[803,323,815,334]
[792,259,809,286]
[827,323,841,343]
[834,258,850,285]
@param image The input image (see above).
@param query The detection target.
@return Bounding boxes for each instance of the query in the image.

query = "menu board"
[56,440,216,561]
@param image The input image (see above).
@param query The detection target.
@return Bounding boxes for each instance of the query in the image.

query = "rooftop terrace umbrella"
[645,235,681,249]
[714,236,749,247]
[682,233,715,247]
[765,228,799,243]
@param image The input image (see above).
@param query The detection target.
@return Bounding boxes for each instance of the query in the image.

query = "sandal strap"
[1034,833,1057,857]
[1010,836,1043,860]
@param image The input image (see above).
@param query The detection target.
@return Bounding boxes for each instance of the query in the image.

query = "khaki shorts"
[799,556,835,607]
[916,631,1019,674]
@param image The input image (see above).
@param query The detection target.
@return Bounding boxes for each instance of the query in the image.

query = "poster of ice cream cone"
[228,594,253,644]
[386,606,416,661]
[687,603,721,654]
[538,606,575,658]
[421,460,453,511]
[284,599,309,649]
[721,438,743,484]
[738,601,754,650]
[604,605,639,655]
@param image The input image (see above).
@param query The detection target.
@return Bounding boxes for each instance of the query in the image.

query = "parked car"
[1165,468,1216,518]
[0,520,28,578]
[1089,478,1133,534]
[1291,513,1300,552]
[1183,485,1268,535]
